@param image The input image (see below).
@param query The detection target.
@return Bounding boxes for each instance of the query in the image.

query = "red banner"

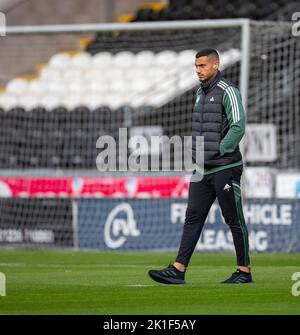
[0,176,190,198]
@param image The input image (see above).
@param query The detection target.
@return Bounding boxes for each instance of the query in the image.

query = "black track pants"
[175,165,250,267]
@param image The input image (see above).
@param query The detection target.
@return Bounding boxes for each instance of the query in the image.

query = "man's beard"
[200,77,210,86]
[200,72,216,86]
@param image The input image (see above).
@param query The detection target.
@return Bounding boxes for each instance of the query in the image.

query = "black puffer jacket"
[192,71,242,168]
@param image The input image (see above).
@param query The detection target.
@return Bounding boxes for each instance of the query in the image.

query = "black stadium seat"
[129,0,297,22]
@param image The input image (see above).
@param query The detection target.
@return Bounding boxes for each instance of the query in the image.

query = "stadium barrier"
[77,198,300,252]
[1,197,299,253]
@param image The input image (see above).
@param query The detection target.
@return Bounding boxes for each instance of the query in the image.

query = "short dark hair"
[196,48,219,60]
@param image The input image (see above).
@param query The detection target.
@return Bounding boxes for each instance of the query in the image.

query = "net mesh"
[0,21,299,251]
[0,199,73,248]
[247,21,300,169]
[0,26,241,170]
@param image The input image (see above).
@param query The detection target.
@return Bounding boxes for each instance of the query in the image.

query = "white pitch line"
[0,263,156,268]
[126,284,155,287]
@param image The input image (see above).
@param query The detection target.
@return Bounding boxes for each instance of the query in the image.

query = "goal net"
[0,20,299,252]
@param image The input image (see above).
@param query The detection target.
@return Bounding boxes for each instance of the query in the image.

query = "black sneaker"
[221,269,253,284]
[148,264,186,285]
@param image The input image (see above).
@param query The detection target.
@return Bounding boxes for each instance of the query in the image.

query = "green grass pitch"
[0,250,299,315]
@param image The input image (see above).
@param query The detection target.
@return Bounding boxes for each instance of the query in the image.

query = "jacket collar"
[200,71,222,93]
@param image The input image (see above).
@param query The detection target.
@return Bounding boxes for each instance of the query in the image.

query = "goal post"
[4,19,251,107]
[1,19,248,173]
[0,19,299,252]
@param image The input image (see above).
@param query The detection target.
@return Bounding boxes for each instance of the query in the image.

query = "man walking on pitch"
[148,48,253,284]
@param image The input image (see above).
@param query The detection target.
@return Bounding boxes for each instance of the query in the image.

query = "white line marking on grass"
[0,263,153,268]
[126,284,155,287]
[0,263,27,267]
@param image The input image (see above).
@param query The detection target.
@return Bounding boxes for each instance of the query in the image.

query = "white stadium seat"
[145,91,168,107]
[87,80,109,93]
[0,93,18,110]
[105,68,122,80]
[40,93,62,110]
[68,80,86,93]
[178,67,198,90]
[135,50,155,67]
[177,49,197,66]
[91,52,114,69]
[61,93,84,110]
[85,67,120,84]
[104,93,125,109]
[40,68,61,82]
[110,80,128,94]
[219,49,241,70]
[129,94,149,108]
[71,52,92,70]
[113,51,135,68]
[47,80,66,94]
[6,78,28,95]
[83,68,109,83]
[19,94,40,110]
[1,47,242,110]
[229,48,241,61]
[48,53,72,70]
[148,68,166,82]
[27,80,47,95]
[124,68,144,82]
[62,68,83,82]
[131,77,151,93]
[155,50,177,67]
[219,53,230,69]
[81,93,104,110]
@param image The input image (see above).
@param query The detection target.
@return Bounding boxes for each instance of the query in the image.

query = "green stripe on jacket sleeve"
[219,86,245,156]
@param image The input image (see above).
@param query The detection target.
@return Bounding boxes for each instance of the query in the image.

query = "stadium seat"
[19,94,40,110]
[135,50,155,67]
[48,53,72,70]
[62,67,83,83]
[80,92,105,110]
[155,50,177,67]
[91,52,114,68]
[40,67,61,82]
[27,80,47,95]
[40,93,61,110]
[6,78,28,95]
[0,93,18,110]
[177,50,197,66]
[71,52,92,70]
[113,51,135,68]
[130,0,297,21]
[0,45,242,115]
